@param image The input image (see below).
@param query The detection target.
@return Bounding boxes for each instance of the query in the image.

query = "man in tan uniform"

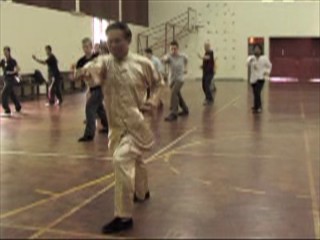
[81,22,161,234]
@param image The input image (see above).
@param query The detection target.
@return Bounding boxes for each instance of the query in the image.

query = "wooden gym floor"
[0,81,319,239]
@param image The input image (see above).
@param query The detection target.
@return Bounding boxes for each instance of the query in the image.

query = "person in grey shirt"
[162,41,189,122]
[144,48,164,109]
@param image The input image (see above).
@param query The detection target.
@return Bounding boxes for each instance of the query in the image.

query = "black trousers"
[48,76,63,104]
[251,79,265,110]
[84,86,108,137]
[202,72,214,102]
[1,77,21,113]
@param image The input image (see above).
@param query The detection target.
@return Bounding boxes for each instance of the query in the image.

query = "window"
[93,17,109,44]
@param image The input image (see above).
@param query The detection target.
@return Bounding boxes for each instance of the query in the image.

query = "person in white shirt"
[247,44,272,114]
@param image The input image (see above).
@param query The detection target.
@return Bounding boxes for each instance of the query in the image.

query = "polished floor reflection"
[0,81,319,239]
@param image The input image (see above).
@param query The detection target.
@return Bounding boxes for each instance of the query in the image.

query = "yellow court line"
[35,189,58,197]
[233,187,266,196]
[300,103,306,120]
[28,182,116,239]
[174,150,276,159]
[171,134,253,152]
[193,178,212,186]
[169,166,181,175]
[0,173,114,219]
[296,194,311,200]
[172,140,205,151]
[0,223,133,239]
[215,96,241,115]
[146,95,242,164]
[28,123,208,238]
[3,95,242,238]
[145,126,198,164]
[163,152,174,163]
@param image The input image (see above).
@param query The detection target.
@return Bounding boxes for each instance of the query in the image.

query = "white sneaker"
[45,103,54,107]
[55,100,62,106]
[1,112,12,117]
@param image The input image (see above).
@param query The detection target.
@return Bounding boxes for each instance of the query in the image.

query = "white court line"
[301,103,320,239]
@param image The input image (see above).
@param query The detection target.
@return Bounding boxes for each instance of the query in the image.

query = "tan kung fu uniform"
[83,52,162,218]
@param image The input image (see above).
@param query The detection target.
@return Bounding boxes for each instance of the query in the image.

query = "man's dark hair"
[170,40,179,47]
[144,48,153,54]
[106,22,132,42]
[3,46,11,53]
[82,37,92,45]
[45,45,52,52]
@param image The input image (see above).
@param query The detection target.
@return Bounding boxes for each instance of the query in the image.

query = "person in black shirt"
[0,46,22,116]
[198,42,215,105]
[32,45,63,106]
[73,38,108,142]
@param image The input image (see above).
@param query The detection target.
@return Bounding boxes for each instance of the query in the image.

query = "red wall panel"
[270,38,320,81]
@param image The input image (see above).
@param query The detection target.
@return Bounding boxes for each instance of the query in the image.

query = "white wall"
[0,1,92,75]
[149,0,320,79]
[0,1,146,75]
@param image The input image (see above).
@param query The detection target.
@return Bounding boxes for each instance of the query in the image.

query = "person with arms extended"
[79,22,161,234]
[0,46,22,116]
[72,37,109,142]
[162,41,189,122]
[32,45,63,106]
[198,42,215,105]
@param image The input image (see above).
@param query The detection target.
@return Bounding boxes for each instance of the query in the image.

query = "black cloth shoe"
[165,113,178,122]
[78,136,94,142]
[99,128,109,134]
[178,110,189,116]
[101,217,133,234]
[134,191,150,203]
[203,100,213,106]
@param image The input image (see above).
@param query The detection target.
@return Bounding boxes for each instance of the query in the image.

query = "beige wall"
[0,1,145,76]
[0,1,92,75]
[149,0,320,79]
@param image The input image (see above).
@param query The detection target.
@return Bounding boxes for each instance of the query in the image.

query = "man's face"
[107,29,130,60]
[45,48,51,56]
[254,46,262,56]
[83,42,93,56]
[144,52,152,59]
[170,45,178,55]
[204,43,210,51]
[3,49,10,59]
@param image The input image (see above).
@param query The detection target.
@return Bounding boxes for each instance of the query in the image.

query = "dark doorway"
[269,37,320,82]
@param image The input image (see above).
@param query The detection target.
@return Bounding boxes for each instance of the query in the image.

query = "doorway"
[269,37,320,82]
